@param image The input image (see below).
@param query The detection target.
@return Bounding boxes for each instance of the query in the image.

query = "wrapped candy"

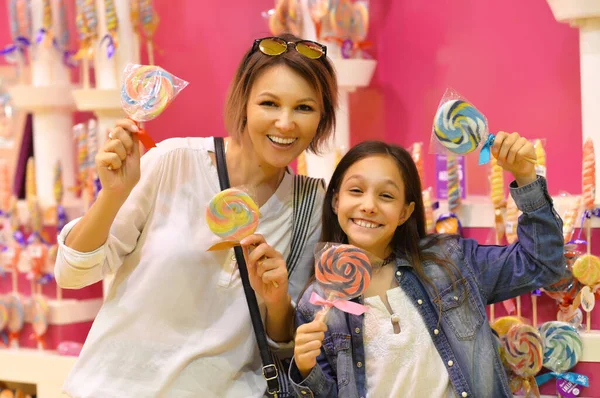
[501,324,543,397]
[121,64,189,149]
[100,0,119,58]
[74,0,98,88]
[140,0,160,65]
[534,139,546,178]
[535,322,588,395]
[582,138,595,211]
[431,89,536,166]
[422,187,435,234]
[562,196,581,244]
[309,243,377,318]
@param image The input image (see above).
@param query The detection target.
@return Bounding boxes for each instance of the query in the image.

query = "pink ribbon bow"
[309,292,368,316]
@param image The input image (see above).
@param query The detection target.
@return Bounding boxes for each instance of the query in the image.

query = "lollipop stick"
[147,40,155,66]
[489,303,495,323]
[532,294,537,327]
[587,311,591,332]
[516,296,522,318]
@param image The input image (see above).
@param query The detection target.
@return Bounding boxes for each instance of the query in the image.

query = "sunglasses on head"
[252,37,327,60]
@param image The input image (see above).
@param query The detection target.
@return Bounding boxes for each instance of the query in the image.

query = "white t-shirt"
[364,286,455,398]
[55,137,324,398]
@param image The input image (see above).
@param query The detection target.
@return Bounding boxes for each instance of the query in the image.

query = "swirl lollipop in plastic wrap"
[121,64,189,150]
[539,321,582,374]
[206,188,260,251]
[431,90,536,166]
[501,324,543,397]
[535,321,589,394]
[309,243,374,318]
[571,254,600,331]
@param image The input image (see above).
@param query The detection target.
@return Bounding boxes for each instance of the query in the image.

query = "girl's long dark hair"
[299,141,459,304]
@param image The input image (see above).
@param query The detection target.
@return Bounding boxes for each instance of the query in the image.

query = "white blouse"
[55,137,323,398]
[364,286,455,398]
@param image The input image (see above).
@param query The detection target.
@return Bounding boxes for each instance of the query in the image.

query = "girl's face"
[245,64,322,169]
[333,155,415,259]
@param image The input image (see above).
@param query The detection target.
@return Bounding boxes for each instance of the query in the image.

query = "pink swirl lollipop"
[315,244,372,299]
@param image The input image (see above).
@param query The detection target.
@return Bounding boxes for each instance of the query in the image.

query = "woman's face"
[245,64,322,168]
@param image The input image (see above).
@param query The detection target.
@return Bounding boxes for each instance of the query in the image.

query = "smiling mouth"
[351,218,382,229]
[267,135,298,146]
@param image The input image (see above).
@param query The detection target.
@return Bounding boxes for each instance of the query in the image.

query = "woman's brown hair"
[224,33,338,154]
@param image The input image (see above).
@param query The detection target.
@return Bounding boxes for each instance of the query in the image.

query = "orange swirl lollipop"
[582,138,595,210]
[206,188,260,251]
[315,244,372,299]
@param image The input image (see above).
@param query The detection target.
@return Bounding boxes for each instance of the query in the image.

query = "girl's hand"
[492,131,537,186]
[294,312,327,379]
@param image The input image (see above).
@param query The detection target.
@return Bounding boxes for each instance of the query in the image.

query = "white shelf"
[0,349,74,397]
[546,0,600,23]
[8,85,75,112]
[22,298,102,326]
[330,58,377,90]
[71,88,124,116]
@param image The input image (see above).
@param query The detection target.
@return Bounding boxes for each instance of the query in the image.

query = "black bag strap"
[213,137,280,396]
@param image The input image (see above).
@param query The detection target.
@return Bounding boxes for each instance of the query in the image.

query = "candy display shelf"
[436,194,600,228]
[2,333,599,398]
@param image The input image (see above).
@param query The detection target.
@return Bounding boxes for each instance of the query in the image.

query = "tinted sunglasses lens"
[296,41,324,59]
[258,38,287,56]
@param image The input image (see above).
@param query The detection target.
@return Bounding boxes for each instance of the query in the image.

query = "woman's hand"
[96,119,142,203]
[240,234,289,306]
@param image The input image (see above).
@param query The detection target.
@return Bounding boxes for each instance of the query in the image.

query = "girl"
[55,34,337,397]
[290,135,566,398]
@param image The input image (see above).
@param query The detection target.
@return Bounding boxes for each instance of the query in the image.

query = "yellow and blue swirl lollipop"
[433,99,494,164]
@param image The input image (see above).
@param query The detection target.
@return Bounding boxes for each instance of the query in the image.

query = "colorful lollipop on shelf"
[582,138,595,211]
[446,153,460,213]
[491,316,524,337]
[30,295,49,349]
[422,188,435,234]
[539,321,582,374]
[74,0,98,88]
[310,243,373,317]
[535,321,588,394]
[36,0,53,46]
[562,196,581,244]
[206,188,260,251]
[571,253,600,331]
[432,92,535,165]
[140,0,160,65]
[99,0,119,58]
[501,324,543,397]
[6,293,24,348]
[350,1,369,44]
[121,64,189,149]
[330,0,353,39]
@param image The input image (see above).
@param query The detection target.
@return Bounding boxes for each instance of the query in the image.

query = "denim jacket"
[288,177,566,398]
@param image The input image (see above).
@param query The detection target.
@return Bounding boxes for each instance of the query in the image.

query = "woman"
[55,34,338,397]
